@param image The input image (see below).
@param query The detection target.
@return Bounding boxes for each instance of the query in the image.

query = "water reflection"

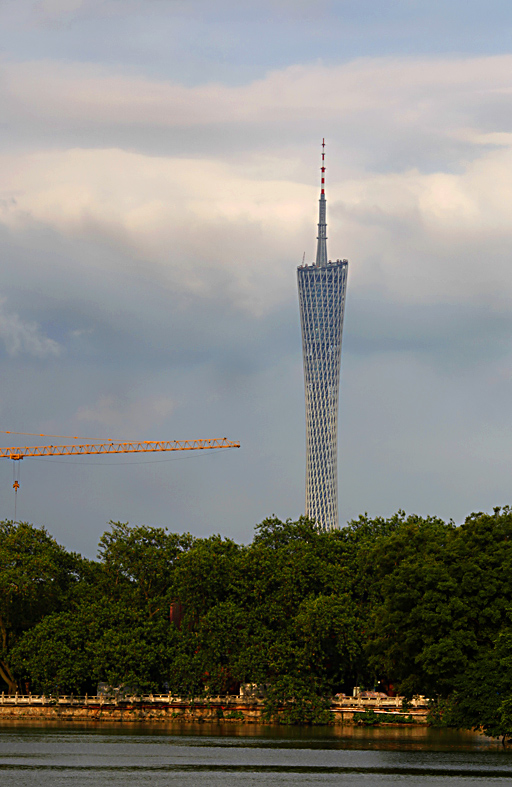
[0,722,511,786]
[0,720,501,748]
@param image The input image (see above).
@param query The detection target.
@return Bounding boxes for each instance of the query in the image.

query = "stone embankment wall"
[0,694,429,724]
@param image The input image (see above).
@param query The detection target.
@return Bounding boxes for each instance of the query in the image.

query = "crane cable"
[3,438,239,514]
[12,459,21,521]
[7,447,231,518]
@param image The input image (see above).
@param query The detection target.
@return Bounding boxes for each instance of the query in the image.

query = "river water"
[1,722,511,786]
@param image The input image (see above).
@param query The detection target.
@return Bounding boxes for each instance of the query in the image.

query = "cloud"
[3,55,512,141]
[34,0,87,23]
[2,140,512,316]
[0,148,312,315]
[0,298,61,358]
[3,51,512,551]
[76,394,175,435]
[1,53,512,316]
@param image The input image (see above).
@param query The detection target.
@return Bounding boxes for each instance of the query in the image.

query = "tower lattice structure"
[297,140,348,531]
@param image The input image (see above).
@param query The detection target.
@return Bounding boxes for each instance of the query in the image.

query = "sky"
[2,0,512,556]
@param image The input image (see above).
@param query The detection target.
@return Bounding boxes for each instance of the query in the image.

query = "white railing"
[0,692,430,709]
[332,696,429,709]
[0,693,245,706]
[0,693,173,705]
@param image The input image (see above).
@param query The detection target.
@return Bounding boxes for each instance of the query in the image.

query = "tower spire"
[316,138,328,267]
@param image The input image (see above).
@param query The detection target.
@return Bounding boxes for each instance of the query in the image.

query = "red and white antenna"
[316,138,328,266]
[321,137,326,195]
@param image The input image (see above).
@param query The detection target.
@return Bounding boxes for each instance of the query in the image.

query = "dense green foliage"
[3,509,512,735]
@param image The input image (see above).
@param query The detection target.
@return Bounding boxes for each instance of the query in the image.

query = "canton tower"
[297,141,349,531]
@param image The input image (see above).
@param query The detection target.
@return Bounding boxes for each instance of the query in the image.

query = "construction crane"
[1,436,240,519]
[1,437,240,461]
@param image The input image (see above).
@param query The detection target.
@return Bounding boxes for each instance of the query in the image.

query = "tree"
[362,508,512,707]
[8,506,512,735]
[0,521,83,693]
[98,521,193,615]
[11,599,178,695]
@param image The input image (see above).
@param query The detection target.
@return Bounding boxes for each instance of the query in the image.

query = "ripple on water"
[0,722,511,786]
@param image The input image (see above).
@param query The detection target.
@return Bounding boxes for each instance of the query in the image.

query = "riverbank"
[0,694,429,724]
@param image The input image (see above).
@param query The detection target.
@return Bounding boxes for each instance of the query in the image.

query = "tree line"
[1,509,512,735]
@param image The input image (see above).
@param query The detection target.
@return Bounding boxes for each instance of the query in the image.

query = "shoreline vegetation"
[2,510,512,740]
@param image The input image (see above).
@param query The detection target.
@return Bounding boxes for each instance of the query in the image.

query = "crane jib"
[0,439,241,460]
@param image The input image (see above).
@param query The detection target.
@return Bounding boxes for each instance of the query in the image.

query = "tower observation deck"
[297,141,348,531]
